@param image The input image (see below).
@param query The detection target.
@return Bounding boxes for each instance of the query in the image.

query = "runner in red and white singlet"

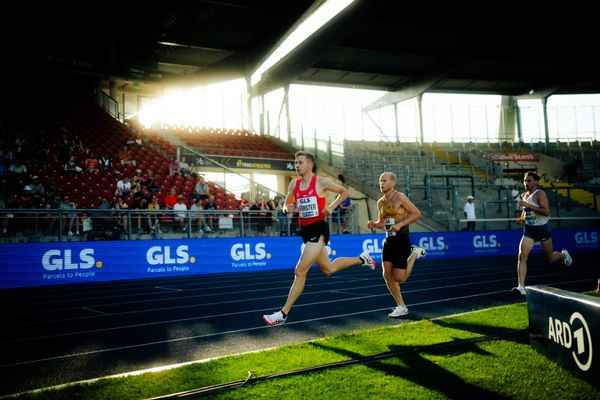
[262,151,376,327]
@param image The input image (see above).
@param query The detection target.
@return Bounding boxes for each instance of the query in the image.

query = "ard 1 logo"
[548,312,593,371]
[42,249,97,270]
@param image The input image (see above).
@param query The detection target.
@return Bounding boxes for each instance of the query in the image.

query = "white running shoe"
[262,311,287,327]
[511,286,526,296]
[388,305,409,318]
[359,249,376,270]
[561,250,572,267]
[411,245,426,259]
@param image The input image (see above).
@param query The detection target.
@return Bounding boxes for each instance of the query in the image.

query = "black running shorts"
[523,223,552,242]
[382,233,412,269]
[300,220,330,244]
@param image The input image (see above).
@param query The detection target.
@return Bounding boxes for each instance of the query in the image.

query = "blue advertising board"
[0,228,597,289]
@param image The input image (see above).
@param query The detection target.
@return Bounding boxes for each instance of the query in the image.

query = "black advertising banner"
[207,156,296,172]
[527,285,599,388]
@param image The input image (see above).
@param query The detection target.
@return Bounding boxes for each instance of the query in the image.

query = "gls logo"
[362,239,383,254]
[548,312,593,371]
[418,236,446,251]
[231,243,267,261]
[575,232,598,244]
[147,245,190,265]
[473,235,498,248]
[42,249,96,270]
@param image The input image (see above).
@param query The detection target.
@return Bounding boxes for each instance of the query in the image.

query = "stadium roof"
[6,0,600,103]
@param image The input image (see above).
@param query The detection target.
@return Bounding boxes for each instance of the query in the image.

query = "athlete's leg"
[539,238,565,264]
[315,238,364,276]
[517,236,535,287]
[402,250,419,282]
[281,240,323,315]
[382,261,405,306]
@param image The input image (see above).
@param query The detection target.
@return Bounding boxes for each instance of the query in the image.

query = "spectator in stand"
[115,196,129,229]
[30,176,45,208]
[190,197,211,233]
[463,195,476,231]
[144,170,160,194]
[45,194,63,234]
[250,196,269,236]
[45,183,57,202]
[115,176,132,198]
[81,146,92,158]
[132,185,151,234]
[265,195,276,236]
[273,195,288,236]
[238,193,250,233]
[173,195,188,231]
[9,159,28,175]
[118,145,136,167]
[19,186,34,209]
[168,157,181,177]
[132,169,144,188]
[178,156,191,177]
[0,148,14,161]
[127,135,143,146]
[164,187,178,210]
[204,194,217,230]
[147,195,161,235]
[192,173,209,201]
[64,155,81,178]
[84,152,99,174]
[60,195,80,237]
[99,153,113,172]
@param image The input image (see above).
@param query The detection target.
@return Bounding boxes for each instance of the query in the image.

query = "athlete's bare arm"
[367,198,386,230]
[316,176,349,217]
[282,180,296,214]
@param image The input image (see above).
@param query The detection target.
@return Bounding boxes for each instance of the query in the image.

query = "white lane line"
[3,267,586,328]
[2,268,516,318]
[0,289,513,368]
[80,307,110,316]
[1,277,590,348]
[2,271,517,332]
[0,260,514,308]
[154,286,183,292]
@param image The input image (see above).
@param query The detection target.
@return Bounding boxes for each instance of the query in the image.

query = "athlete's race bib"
[524,211,537,226]
[385,217,396,236]
[298,196,319,218]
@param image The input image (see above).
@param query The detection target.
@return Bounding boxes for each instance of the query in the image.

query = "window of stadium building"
[138,81,600,143]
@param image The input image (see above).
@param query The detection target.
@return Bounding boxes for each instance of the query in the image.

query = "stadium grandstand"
[1,0,600,397]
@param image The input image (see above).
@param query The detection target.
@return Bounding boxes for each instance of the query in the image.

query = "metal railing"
[0,208,358,244]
